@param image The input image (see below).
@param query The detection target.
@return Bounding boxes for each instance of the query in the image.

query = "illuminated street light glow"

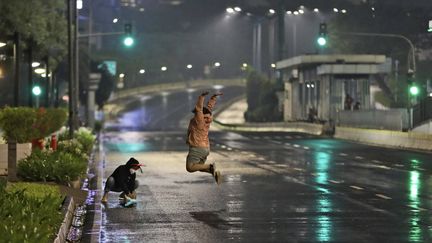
[234,7,242,12]
[226,8,234,14]
[286,11,292,15]
[139,8,145,12]
[161,66,167,71]
[268,9,275,15]
[187,64,193,69]
[333,8,339,13]
[31,62,41,68]
[271,63,276,68]
[341,9,347,14]
[314,8,319,13]
[293,11,299,15]
[77,0,83,9]
[242,63,248,68]
[139,69,145,74]
[119,73,125,78]
[0,42,6,48]
[298,9,304,14]
[34,68,45,74]
[113,18,119,23]
[214,62,221,67]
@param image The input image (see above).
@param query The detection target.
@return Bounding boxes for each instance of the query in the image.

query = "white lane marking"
[252,136,260,139]
[372,160,382,164]
[394,164,404,167]
[293,167,304,171]
[275,136,281,139]
[303,146,310,150]
[350,185,364,190]
[154,137,161,141]
[227,147,233,151]
[276,164,288,167]
[285,143,291,146]
[241,151,249,154]
[176,137,183,140]
[375,194,392,200]
[295,136,302,139]
[329,180,342,184]
[339,153,348,156]
[293,144,301,148]
[273,141,282,144]
[285,136,292,139]
[355,156,364,160]
[267,161,276,164]
[264,136,270,139]
[311,173,317,176]
[221,145,227,149]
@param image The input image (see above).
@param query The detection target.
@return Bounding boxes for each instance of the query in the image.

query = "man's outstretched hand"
[201,91,209,96]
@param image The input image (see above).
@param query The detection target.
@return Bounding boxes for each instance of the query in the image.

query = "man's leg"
[186,162,212,174]
[101,176,115,203]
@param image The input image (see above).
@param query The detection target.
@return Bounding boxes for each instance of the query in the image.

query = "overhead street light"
[139,69,145,74]
[34,68,45,74]
[187,64,192,69]
[0,42,6,48]
[226,8,234,14]
[234,7,242,12]
[214,62,221,67]
[161,66,167,71]
[32,85,41,96]
[31,62,40,68]
[113,18,119,23]
[119,73,125,78]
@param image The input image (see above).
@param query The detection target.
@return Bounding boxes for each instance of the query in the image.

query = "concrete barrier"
[214,121,324,135]
[335,126,432,151]
[113,78,246,100]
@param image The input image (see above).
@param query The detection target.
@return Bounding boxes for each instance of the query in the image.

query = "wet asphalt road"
[99,86,432,243]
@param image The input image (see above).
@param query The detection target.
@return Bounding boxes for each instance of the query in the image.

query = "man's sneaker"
[209,162,216,176]
[214,170,222,185]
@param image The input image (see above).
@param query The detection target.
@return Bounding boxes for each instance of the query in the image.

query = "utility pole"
[13,32,20,107]
[276,0,285,89]
[28,39,33,107]
[74,0,80,130]
[67,0,75,138]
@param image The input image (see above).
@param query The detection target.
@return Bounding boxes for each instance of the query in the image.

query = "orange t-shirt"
[186,95,217,148]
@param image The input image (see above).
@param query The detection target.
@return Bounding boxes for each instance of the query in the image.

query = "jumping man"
[186,91,223,184]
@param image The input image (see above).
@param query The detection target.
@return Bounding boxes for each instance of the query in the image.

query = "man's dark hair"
[191,107,212,115]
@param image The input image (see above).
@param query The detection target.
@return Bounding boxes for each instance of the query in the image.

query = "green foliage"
[0,183,63,243]
[0,107,36,143]
[0,107,67,143]
[0,0,67,69]
[374,91,393,108]
[244,70,282,122]
[73,127,96,155]
[96,66,115,109]
[17,149,87,184]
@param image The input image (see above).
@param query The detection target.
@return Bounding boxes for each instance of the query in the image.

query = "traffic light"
[123,23,134,47]
[317,23,327,47]
[409,84,419,96]
[32,85,41,96]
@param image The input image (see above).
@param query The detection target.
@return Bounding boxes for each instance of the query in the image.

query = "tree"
[0,0,67,68]
[95,65,115,109]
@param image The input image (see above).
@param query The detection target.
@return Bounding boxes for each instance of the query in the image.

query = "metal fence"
[413,97,432,127]
[337,109,409,131]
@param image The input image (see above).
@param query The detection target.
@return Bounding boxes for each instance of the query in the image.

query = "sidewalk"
[214,98,432,151]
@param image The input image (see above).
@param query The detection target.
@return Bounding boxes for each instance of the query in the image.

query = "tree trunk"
[7,141,18,182]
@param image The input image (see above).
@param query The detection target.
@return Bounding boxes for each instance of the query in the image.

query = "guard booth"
[276,54,391,123]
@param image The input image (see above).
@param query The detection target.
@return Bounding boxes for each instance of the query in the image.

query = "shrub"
[245,70,282,122]
[0,107,67,143]
[74,127,95,155]
[17,149,87,184]
[0,183,63,242]
[0,107,36,143]
[57,139,88,161]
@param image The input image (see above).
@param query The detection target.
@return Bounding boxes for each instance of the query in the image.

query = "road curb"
[213,120,324,135]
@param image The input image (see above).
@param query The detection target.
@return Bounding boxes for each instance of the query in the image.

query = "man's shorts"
[186,146,210,165]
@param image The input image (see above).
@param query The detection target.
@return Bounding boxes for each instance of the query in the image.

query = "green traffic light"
[123,36,134,47]
[409,85,419,96]
[32,86,41,96]
[317,36,327,46]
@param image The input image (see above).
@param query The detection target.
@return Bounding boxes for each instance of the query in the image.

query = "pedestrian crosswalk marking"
[350,185,364,190]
